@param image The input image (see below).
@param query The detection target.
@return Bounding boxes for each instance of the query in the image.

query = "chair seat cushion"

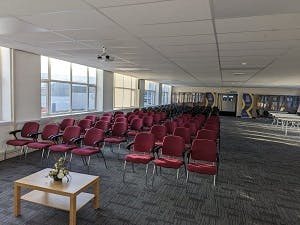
[71,147,99,156]
[104,137,125,143]
[27,141,54,149]
[49,144,76,152]
[187,163,217,175]
[153,158,183,169]
[127,131,138,137]
[6,139,33,146]
[125,154,154,164]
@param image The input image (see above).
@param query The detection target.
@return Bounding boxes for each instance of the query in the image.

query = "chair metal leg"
[186,170,189,183]
[4,144,8,160]
[122,161,127,182]
[69,153,73,169]
[64,152,67,161]
[152,165,156,186]
[24,146,28,159]
[213,175,216,187]
[99,151,108,169]
[41,148,45,163]
[145,164,149,186]
[176,168,180,183]
[131,163,135,172]
[87,156,91,174]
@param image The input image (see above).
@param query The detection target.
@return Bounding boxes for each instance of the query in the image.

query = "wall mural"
[205,92,217,107]
[241,93,254,118]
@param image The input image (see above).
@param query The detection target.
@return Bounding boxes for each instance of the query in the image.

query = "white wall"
[13,50,41,123]
[103,70,114,112]
[173,86,300,116]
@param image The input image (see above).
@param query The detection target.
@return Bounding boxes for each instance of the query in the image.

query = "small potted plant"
[48,157,70,182]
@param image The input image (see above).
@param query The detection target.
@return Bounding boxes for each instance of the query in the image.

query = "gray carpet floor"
[0,116,300,225]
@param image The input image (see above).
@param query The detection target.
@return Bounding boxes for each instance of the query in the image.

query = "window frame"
[41,56,97,116]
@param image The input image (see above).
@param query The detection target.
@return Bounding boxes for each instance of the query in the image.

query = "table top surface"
[15,168,99,195]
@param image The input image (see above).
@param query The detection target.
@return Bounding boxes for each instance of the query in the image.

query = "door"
[218,94,237,116]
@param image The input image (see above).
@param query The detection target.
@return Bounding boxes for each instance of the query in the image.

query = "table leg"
[93,179,99,209]
[14,184,21,216]
[69,195,76,225]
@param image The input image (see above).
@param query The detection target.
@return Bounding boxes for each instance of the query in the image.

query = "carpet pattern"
[0,117,299,225]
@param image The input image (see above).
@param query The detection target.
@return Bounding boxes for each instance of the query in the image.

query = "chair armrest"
[9,129,22,139]
[28,132,42,140]
[104,129,112,136]
[70,137,83,143]
[50,134,63,141]
[152,145,162,154]
[126,142,134,150]
[94,139,104,146]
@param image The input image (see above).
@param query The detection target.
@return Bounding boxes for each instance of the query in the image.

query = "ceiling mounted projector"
[97,46,114,61]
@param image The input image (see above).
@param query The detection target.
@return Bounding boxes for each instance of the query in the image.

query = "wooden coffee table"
[14,168,99,225]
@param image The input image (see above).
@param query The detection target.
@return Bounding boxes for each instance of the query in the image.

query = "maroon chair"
[85,115,97,124]
[77,119,92,134]
[174,118,184,127]
[5,122,40,159]
[153,113,161,124]
[48,126,81,160]
[59,118,75,132]
[104,122,128,157]
[71,128,107,172]
[94,120,110,132]
[196,129,218,141]
[160,112,167,122]
[103,112,112,117]
[152,135,185,185]
[164,120,177,134]
[127,114,138,124]
[100,116,111,122]
[184,122,197,137]
[173,127,191,147]
[123,133,155,184]
[26,124,59,162]
[142,116,153,131]
[186,139,219,186]
[150,125,167,147]
[127,118,143,138]
[114,111,124,116]
[114,117,127,124]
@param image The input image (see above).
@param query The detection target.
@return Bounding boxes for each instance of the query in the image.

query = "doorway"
[218,94,237,116]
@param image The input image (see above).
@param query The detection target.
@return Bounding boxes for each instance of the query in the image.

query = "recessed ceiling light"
[233,72,246,76]
[241,62,247,65]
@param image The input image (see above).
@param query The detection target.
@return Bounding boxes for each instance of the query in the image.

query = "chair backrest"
[133,133,155,153]
[164,120,177,134]
[191,139,217,162]
[160,112,167,120]
[184,122,197,136]
[77,119,92,133]
[143,116,153,127]
[196,129,217,141]
[127,114,138,124]
[130,118,143,131]
[162,135,185,157]
[114,113,125,119]
[21,122,40,138]
[115,117,127,123]
[150,125,167,142]
[41,124,59,140]
[173,127,191,144]
[83,128,104,147]
[85,115,97,123]
[94,120,110,131]
[103,112,112,117]
[153,113,161,124]
[62,126,81,144]
[111,122,127,137]
[60,118,75,131]
[100,116,111,122]
[114,111,124,116]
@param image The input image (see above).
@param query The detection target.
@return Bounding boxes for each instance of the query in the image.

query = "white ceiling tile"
[100,0,211,25]
[20,10,114,30]
[216,14,300,33]
[0,17,46,35]
[213,0,300,19]
[0,0,92,16]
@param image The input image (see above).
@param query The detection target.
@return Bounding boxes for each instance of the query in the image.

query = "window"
[113,73,137,109]
[144,81,158,107]
[162,84,171,105]
[41,56,98,116]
